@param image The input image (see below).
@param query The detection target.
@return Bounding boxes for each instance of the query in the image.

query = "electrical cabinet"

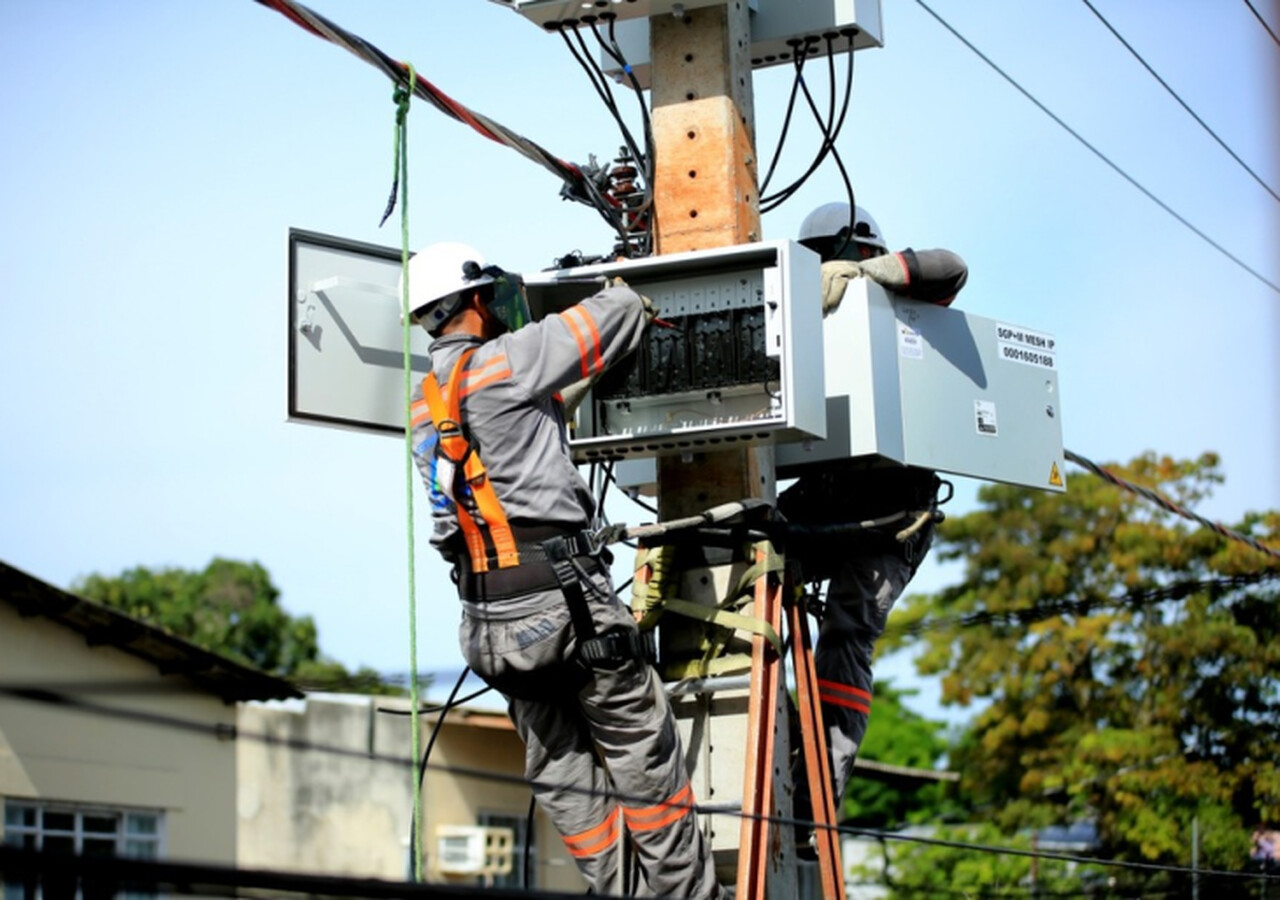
[616,279,1066,494]
[523,240,827,462]
[488,0,884,87]
[779,280,1067,490]
[598,0,883,88]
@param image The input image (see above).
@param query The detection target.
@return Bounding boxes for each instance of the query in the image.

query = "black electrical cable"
[757,32,849,204]
[758,42,809,196]
[590,16,655,180]
[760,32,857,211]
[604,462,659,516]
[760,35,856,211]
[602,15,655,172]
[596,458,611,513]
[577,21,654,257]
[375,684,492,715]
[551,25,650,248]
[523,794,536,888]
[562,23,648,178]
[884,570,1280,640]
[407,665,473,869]
[913,0,1280,296]
[1082,0,1280,204]
[594,14,657,255]
[1243,0,1280,48]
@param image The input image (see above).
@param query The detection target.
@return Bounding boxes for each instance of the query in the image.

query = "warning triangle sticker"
[1049,462,1063,487]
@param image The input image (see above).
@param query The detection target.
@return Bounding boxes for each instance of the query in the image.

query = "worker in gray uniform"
[406,241,724,899]
[781,201,968,811]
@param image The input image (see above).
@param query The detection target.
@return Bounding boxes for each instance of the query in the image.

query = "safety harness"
[421,348,519,572]
[420,349,653,694]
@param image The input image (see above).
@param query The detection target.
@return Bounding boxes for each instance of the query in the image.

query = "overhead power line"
[1064,448,1280,563]
[886,571,1280,639]
[4,685,1278,890]
[912,0,1280,296]
[1244,0,1280,48]
[1081,0,1280,204]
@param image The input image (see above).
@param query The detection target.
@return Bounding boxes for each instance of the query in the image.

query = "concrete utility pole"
[647,6,798,895]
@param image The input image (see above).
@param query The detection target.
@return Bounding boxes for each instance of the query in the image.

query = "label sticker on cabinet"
[997,323,1056,370]
[975,400,998,436]
[897,321,924,360]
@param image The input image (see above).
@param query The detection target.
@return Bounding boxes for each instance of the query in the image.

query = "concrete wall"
[0,602,238,864]
[237,693,585,892]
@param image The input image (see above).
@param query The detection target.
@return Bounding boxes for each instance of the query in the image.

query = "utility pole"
[650,3,772,521]
[646,6,797,896]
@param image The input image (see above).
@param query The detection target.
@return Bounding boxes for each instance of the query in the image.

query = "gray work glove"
[819,255,909,316]
[560,374,595,418]
[611,275,656,324]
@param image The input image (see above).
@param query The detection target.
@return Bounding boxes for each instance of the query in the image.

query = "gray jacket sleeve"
[500,284,648,400]
[895,248,968,305]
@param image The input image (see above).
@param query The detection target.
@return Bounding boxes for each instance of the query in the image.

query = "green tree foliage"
[882,452,1280,885]
[844,681,964,827]
[853,823,1110,897]
[74,557,398,694]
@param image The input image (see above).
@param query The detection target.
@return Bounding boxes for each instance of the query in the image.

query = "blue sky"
[2,1,1276,720]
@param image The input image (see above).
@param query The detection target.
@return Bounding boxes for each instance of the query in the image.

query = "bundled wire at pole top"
[253,0,621,225]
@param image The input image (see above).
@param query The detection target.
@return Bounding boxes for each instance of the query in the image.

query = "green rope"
[391,62,423,884]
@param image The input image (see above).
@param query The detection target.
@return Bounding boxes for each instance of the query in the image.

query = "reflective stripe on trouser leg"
[816,548,918,801]
[584,659,722,899]
[512,694,625,894]
[502,573,722,899]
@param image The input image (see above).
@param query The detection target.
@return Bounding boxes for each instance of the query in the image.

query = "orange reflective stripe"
[560,305,604,376]
[818,679,871,714]
[460,366,512,396]
[563,306,604,376]
[410,397,432,428]
[563,807,622,859]
[459,354,511,397]
[623,782,694,833]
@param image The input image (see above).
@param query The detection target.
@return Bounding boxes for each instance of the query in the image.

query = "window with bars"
[2,801,163,900]
[477,812,533,889]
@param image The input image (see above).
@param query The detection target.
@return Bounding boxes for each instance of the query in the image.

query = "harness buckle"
[579,628,657,666]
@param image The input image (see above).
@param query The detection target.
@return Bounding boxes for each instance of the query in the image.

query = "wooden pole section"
[649,2,773,518]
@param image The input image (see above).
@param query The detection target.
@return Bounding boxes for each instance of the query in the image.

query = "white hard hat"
[405,241,496,335]
[798,201,888,254]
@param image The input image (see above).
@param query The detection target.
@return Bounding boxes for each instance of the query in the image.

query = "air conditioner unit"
[435,825,514,876]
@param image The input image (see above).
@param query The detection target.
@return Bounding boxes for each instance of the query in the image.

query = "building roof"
[0,561,303,704]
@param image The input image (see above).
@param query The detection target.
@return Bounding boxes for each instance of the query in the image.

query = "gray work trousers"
[459,570,724,899]
[816,523,934,801]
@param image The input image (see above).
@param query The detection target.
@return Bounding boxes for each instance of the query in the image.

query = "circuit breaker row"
[596,305,781,401]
